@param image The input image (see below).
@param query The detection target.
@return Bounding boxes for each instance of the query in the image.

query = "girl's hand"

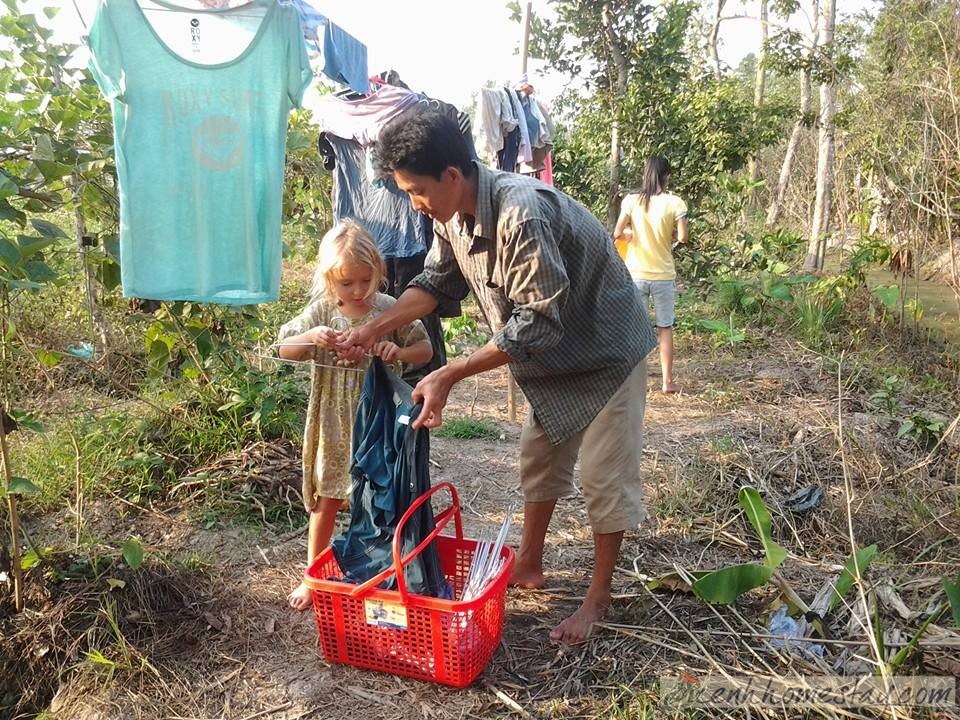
[308,326,340,349]
[372,340,401,363]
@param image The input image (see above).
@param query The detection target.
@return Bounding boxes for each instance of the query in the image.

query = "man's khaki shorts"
[518,359,648,534]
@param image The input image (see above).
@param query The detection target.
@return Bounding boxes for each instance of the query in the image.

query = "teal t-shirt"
[87,0,312,304]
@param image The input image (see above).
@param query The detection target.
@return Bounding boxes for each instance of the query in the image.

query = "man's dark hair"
[374,109,474,181]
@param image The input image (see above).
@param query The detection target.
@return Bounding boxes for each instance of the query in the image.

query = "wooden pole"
[507,2,533,424]
[0,415,22,611]
[0,288,22,611]
[520,1,532,75]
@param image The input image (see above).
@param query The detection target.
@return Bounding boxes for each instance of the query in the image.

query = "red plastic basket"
[304,482,515,687]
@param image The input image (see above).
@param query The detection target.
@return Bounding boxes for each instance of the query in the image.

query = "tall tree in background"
[514,0,658,228]
[765,0,817,227]
[708,0,728,80]
[805,0,837,270]
[847,0,960,316]
[601,2,630,229]
[746,0,769,187]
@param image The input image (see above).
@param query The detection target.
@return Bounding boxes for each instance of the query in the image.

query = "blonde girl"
[277,220,433,610]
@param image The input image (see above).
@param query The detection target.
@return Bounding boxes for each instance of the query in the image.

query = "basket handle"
[348,482,462,603]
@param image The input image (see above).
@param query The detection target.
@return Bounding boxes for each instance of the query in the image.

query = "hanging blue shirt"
[321,19,368,94]
[87,0,312,304]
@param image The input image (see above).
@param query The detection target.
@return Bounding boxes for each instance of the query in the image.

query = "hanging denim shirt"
[332,359,449,598]
[324,134,429,258]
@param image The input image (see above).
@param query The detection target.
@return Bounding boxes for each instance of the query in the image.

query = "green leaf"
[829,544,878,612]
[30,218,67,239]
[101,234,120,260]
[23,259,58,284]
[33,134,55,161]
[193,328,213,360]
[96,259,121,291]
[6,279,43,290]
[766,283,794,302]
[699,319,729,333]
[7,476,40,495]
[692,563,772,604]
[10,409,44,432]
[942,576,960,628]
[21,548,42,570]
[738,486,787,569]
[872,285,900,311]
[0,173,17,200]
[145,321,177,352]
[33,159,72,181]
[106,577,126,591]
[16,234,55,258]
[35,349,62,367]
[122,538,144,570]
[0,236,21,268]
[147,339,171,378]
[0,199,26,226]
[897,419,915,439]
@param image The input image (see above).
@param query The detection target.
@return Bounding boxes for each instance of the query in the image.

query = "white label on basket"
[364,599,408,630]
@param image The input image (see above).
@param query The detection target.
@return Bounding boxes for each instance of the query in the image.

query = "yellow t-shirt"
[618,192,687,281]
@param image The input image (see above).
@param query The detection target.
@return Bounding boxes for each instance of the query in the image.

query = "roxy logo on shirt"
[189,18,201,53]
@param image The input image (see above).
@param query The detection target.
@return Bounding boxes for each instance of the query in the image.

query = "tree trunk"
[601,2,630,230]
[708,0,728,80]
[68,176,113,353]
[804,0,836,272]
[766,0,818,227]
[747,0,769,189]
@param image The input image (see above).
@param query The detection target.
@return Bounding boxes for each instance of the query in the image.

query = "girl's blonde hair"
[310,220,386,303]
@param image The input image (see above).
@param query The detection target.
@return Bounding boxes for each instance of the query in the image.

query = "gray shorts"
[635,280,676,328]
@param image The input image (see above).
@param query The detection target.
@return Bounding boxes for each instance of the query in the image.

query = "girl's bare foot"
[662,381,679,393]
[287,582,313,611]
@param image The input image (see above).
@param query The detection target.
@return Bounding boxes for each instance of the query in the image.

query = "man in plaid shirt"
[338,110,657,644]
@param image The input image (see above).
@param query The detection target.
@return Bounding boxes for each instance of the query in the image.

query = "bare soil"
[3,332,959,720]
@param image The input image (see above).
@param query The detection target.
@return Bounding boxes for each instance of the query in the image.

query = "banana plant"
[690,487,788,603]
[647,486,787,604]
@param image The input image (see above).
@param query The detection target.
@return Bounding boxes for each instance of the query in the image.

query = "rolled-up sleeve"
[407,230,470,304]
[493,218,568,361]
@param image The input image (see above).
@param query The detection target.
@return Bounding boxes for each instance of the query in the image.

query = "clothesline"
[253,341,370,373]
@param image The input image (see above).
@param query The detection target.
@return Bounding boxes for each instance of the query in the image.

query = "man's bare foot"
[510,560,546,589]
[287,582,313,611]
[662,381,679,393]
[549,596,609,645]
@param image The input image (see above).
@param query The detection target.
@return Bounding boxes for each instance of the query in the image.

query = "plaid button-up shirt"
[410,163,657,445]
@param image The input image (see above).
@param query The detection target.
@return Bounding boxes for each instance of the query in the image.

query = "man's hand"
[411,366,457,429]
[372,340,401,363]
[337,323,378,355]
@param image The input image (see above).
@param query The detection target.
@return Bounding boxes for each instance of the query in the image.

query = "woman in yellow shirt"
[614,156,688,393]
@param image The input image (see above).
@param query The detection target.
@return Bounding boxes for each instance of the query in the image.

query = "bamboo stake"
[0,287,22,611]
[0,408,23,611]
[507,373,517,423]
[506,3,532,424]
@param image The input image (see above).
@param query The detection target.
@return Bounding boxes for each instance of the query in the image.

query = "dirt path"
[10,339,960,719]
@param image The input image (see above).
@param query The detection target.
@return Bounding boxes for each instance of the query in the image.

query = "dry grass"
[3,324,960,719]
